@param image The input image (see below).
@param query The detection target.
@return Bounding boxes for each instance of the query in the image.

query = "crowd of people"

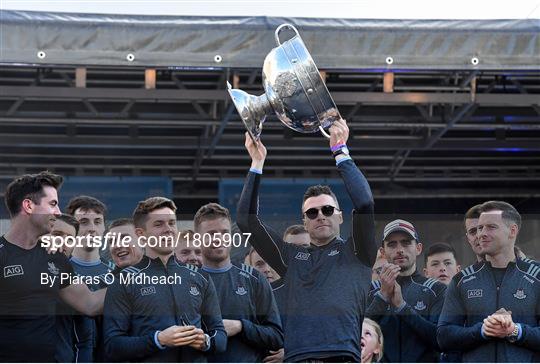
[0,119,538,363]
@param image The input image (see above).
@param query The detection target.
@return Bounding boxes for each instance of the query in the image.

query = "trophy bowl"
[227,23,341,140]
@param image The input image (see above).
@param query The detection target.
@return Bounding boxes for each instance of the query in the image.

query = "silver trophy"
[227,24,341,140]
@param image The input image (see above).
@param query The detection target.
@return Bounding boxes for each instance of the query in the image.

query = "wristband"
[154,331,166,350]
[330,143,346,152]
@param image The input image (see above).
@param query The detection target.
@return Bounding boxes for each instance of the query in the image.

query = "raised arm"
[329,119,377,267]
[236,133,290,277]
[341,159,377,267]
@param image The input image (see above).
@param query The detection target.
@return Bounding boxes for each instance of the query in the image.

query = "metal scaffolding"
[0,11,539,205]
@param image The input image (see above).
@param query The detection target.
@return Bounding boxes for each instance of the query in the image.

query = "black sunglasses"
[303,205,340,220]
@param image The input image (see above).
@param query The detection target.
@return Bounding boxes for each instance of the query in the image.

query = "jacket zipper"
[492,265,510,363]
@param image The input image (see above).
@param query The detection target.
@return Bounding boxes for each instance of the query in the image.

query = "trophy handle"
[275,24,300,46]
[318,125,331,139]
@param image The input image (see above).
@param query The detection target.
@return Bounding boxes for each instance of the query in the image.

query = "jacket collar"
[309,235,344,251]
[137,254,176,268]
[485,259,517,270]
[396,270,422,284]
[202,263,233,273]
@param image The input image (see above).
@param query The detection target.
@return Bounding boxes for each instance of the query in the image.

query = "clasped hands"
[482,308,516,338]
[379,263,405,308]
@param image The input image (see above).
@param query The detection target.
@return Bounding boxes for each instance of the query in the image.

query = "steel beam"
[0,133,539,151]
[1,86,539,106]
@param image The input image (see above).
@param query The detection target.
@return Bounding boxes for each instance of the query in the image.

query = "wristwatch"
[203,333,211,351]
[506,324,519,343]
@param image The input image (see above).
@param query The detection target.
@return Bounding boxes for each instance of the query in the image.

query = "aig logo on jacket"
[467,289,483,299]
[295,252,310,261]
[4,264,24,278]
[140,286,156,296]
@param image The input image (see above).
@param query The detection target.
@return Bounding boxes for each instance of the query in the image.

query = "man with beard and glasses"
[236,118,376,362]
[196,203,283,363]
[103,197,226,362]
[0,172,106,363]
[366,219,446,363]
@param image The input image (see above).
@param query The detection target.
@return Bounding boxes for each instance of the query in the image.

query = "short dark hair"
[107,218,134,231]
[464,204,482,222]
[179,229,195,241]
[66,196,107,216]
[56,213,80,235]
[302,185,339,208]
[246,246,257,260]
[478,200,521,230]
[4,171,64,217]
[193,203,231,231]
[105,218,135,247]
[132,197,177,228]
[283,224,307,239]
[425,242,458,265]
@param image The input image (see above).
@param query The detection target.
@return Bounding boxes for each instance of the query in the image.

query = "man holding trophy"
[236,118,376,361]
[231,23,377,362]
